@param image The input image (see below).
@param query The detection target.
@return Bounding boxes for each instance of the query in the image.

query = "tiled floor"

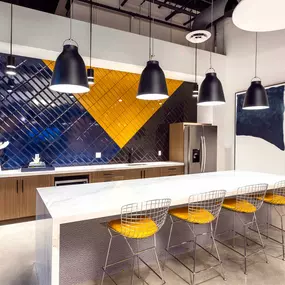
[1,221,285,285]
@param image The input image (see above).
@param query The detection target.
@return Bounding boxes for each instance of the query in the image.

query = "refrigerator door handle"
[187,139,191,174]
[203,136,207,172]
[200,136,203,172]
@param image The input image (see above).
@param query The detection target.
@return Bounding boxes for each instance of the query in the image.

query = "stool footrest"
[165,248,222,275]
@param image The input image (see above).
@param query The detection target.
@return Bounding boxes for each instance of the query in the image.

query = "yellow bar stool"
[165,190,226,285]
[216,183,268,275]
[101,198,171,285]
[260,180,285,260]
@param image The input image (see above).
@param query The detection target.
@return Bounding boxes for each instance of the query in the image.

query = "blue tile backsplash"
[0,53,196,170]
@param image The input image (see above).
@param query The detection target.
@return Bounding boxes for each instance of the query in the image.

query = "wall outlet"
[158,150,162,156]
[95,152,101,159]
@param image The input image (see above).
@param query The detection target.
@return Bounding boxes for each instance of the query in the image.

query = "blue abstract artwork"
[236,85,285,150]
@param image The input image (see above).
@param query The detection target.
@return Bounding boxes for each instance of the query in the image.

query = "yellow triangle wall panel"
[43,60,183,148]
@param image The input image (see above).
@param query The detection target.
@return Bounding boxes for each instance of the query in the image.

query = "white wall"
[215,18,285,172]
[0,2,225,83]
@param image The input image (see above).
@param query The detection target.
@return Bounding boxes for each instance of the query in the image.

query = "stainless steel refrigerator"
[169,123,217,174]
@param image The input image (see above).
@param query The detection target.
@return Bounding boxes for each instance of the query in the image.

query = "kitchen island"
[36,171,285,285]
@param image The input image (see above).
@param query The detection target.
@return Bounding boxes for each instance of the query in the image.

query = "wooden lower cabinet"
[0,175,52,221]
[124,169,143,180]
[21,175,52,217]
[90,166,184,183]
[144,168,161,178]
[0,178,21,221]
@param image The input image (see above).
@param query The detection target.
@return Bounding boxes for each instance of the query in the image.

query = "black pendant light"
[87,0,94,85]
[192,44,199,97]
[6,4,16,76]
[49,0,89,94]
[7,77,15,93]
[197,0,225,106]
[243,33,269,110]
[137,0,168,100]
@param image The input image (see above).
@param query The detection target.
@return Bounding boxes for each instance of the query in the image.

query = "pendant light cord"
[89,0,93,68]
[64,0,79,47]
[194,43,197,83]
[10,4,13,56]
[70,0,73,40]
[149,0,155,60]
[254,32,258,78]
[209,0,213,70]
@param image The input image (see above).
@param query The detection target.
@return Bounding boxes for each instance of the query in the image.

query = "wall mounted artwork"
[235,84,285,174]
[0,53,197,170]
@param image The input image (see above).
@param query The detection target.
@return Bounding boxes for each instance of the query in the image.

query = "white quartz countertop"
[37,171,285,225]
[0,161,184,178]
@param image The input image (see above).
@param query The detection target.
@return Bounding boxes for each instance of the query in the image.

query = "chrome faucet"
[128,147,134,164]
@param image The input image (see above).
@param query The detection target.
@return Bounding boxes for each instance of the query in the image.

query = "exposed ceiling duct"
[186,0,238,43]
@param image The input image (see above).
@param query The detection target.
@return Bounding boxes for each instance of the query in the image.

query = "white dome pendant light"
[197,0,225,106]
[49,0,89,94]
[137,0,168,100]
[233,0,285,32]
[243,33,269,110]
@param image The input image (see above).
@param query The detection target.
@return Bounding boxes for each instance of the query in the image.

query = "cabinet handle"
[16,180,19,194]
[22,180,24,193]
[144,170,146,178]
[103,173,113,176]
[168,167,177,171]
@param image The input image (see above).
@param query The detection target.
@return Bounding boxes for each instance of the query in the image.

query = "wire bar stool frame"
[251,180,285,261]
[215,183,269,275]
[101,198,171,285]
[165,190,227,285]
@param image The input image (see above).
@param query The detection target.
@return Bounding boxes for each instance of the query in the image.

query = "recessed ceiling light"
[118,99,123,102]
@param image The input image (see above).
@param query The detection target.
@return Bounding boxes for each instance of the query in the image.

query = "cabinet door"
[21,175,52,217]
[144,168,161,178]
[0,178,21,221]
[123,169,143,180]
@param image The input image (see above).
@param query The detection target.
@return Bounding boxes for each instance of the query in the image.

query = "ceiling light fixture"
[49,0,89,94]
[6,4,16,76]
[137,0,168,101]
[193,44,199,98]
[186,9,211,44]
[243,33,269,110]
[87,0,94,86]
[198,0,225,106]
[233,0,285,32]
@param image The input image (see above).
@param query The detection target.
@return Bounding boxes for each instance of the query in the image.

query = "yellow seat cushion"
[108,218,158,239]
[169,207,215,224]
[223,199,256,213]
[263,194,285,205]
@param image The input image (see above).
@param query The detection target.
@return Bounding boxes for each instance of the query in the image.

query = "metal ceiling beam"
[165,10,178,21]
[158,0,167,8]
[164,0,193,21]
[78,0,191,31]
[144,0,196,17]
[120,0,128,6]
